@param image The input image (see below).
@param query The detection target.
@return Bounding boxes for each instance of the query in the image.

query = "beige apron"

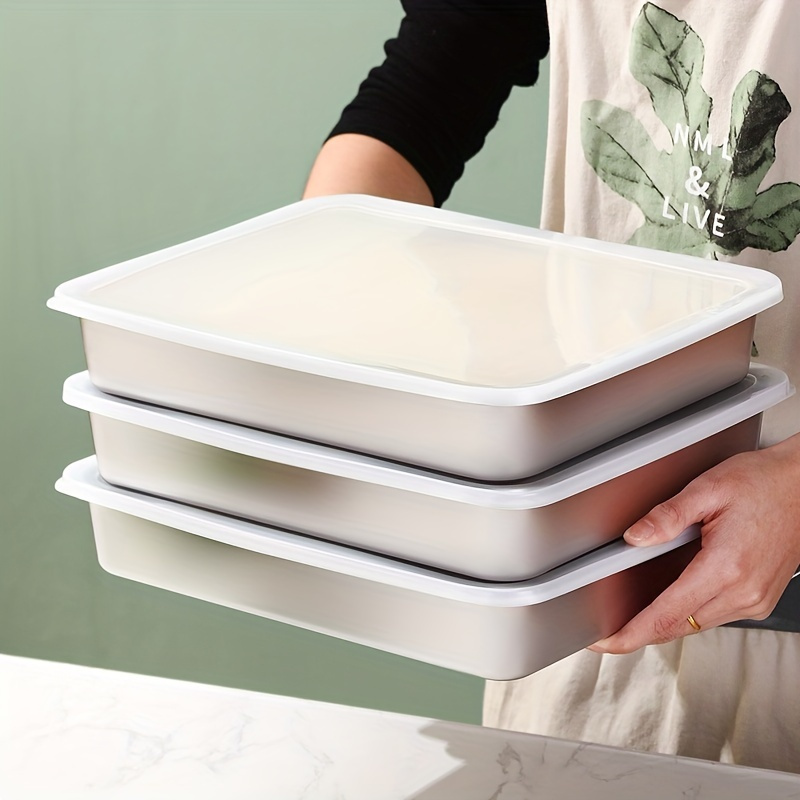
[484,1,800,772]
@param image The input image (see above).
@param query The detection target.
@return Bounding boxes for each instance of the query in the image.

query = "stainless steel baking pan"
[63,366,791,581]
[48,196,783,480]
[56,457,702,680]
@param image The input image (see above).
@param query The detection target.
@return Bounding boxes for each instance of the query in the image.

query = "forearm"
[302,133,434,206]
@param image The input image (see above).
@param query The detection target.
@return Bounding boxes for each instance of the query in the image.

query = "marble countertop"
[1,654,798,799]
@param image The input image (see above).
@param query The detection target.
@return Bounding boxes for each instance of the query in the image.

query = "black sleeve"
[327,0,550,207]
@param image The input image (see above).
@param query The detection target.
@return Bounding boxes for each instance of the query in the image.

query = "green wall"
[0,0,548,724]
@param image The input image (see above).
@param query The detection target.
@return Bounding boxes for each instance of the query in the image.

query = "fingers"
[623,472,729,547]
[590,546,794,654]
[590,549,716,654]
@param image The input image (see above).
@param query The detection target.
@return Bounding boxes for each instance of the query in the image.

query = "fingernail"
[625,519,655,543]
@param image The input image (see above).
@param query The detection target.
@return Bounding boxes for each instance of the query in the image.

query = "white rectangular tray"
[57,457,702,680]
[64,365,790,581]
[48,196,782,480]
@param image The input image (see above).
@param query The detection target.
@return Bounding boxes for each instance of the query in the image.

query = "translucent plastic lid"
[56,457,701,607]
[62,365,793,509]
[48,196,783,404]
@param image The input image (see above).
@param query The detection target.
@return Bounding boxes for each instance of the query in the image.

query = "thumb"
[623,478,715,547]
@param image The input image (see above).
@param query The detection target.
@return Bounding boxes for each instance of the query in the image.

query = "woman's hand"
[589,433,800,654]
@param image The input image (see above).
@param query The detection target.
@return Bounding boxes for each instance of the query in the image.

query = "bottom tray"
[58,458,700,680]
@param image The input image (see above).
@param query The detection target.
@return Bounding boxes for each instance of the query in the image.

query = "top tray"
[47,195,782,406]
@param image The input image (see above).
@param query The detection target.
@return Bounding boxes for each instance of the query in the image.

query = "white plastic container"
[63,366,791,581]
[48,196,783,480]
[56,457,703,680]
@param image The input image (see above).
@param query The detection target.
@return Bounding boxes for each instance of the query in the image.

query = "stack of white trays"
[49,196,791,680]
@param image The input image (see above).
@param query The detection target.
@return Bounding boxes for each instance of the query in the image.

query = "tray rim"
[62,365,792,509]
[56,456,701,608]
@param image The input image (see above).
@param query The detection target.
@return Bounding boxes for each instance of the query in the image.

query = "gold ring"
[687,614,701,632]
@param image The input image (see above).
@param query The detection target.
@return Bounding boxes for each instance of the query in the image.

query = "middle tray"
[64,365,790,582]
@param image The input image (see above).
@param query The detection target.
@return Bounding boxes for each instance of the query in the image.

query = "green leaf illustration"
[629,2,712,177]
[722,183,800,254]
[581,101,671,222]
[581,2,800,258]
[715,71,792,213]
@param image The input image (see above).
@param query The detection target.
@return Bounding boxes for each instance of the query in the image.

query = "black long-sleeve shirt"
[328,0,550,206]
